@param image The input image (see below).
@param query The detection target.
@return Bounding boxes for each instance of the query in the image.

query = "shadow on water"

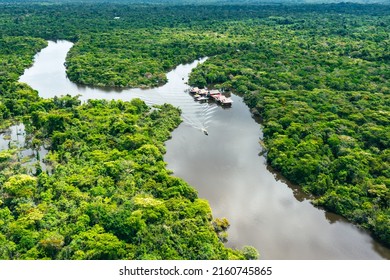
[265,164,311,203]
[18,40,390,260]
[243,95,390,260]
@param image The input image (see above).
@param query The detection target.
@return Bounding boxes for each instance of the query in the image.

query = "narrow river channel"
[18,40,390,259]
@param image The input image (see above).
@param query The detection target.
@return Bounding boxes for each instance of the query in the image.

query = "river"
[18,40,390,259]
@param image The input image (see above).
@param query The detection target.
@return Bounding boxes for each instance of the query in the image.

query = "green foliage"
[1,0,389,257]
[0,14,247,258]
[187,5,390,246]
[212,217,230,243]
[0,88,246,259]
[0,36,47,129]
[3,174,37,198]
[65,30,233,88]
[241,246,260,260]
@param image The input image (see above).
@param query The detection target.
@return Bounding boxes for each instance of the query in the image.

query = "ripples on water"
[145,88,219,133]
[20,41,215,134]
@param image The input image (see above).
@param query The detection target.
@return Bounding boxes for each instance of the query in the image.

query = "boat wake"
[146,86,218,135]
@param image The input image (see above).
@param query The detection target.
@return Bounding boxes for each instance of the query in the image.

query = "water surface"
[0,124,49,173]
[19,40,390,259]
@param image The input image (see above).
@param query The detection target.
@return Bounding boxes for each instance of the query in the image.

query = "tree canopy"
[0,1,389,257]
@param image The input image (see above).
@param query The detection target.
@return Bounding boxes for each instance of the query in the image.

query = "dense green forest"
[0,5,259,260]
[188,5,390,245]
[1,96,250,259]
[0,1,389,258]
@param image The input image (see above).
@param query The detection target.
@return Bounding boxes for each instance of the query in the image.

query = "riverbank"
[17,40,390,259]
[188,17,390,249]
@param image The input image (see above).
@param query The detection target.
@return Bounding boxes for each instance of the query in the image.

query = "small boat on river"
[195,96,209,102]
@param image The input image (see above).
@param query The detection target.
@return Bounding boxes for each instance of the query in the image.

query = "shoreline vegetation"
[0,37,256,260]
[1,1,389,258]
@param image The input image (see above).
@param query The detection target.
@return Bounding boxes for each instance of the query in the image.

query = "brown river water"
[16,40,390,259]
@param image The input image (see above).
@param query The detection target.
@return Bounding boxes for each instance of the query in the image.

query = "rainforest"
[0,0,389,259]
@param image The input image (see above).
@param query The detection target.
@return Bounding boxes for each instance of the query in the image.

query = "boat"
[202,128,209,135]
[211,93,233,106]
[211,93,221,101]
[188,87,232,107]
[190,87,200,94]
[195,96,209,102]
[198,89,208,96]
[209,89,221,96]
[220,97,233,106]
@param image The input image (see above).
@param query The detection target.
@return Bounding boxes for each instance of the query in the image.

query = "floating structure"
[189,87,233,106]
[209,89,221,96]
[190,87,200,94]
[198,89,208,96]
[195,96,209,102]
[211,92,233,106]
[211,93,233,106]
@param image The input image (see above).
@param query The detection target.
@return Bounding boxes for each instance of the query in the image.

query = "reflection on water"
[0,124,25,150]
[20,40,216,134]
[266,164,311,203]
[164,95,390,260]
[19,40,390,260]
[325,212,347,225]
[0,124,49,174]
